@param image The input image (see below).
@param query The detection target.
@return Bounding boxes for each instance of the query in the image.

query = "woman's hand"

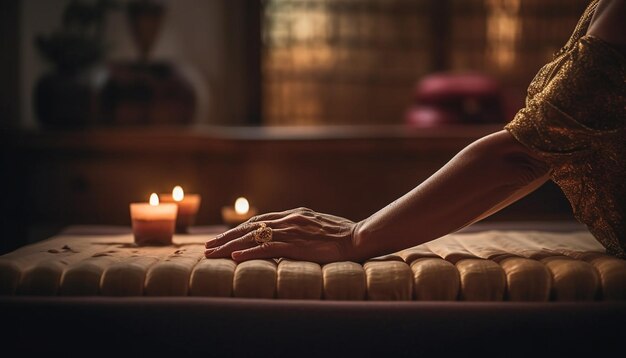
[205,207,359,264]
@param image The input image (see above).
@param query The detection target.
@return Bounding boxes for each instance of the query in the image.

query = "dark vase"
[34,66,107,129]
[100,61,196,125]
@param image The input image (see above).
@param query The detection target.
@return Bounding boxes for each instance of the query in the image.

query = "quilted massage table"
[2,222,626,355]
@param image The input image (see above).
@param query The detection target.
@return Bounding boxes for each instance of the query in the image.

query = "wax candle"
[221,197,258,228]
[160,186,201,233]
[130,193,178,245]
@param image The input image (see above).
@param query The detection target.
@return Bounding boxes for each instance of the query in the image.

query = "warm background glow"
[234,197,250,215]
[172,186,184,201]
[149,193,159,206]
[486,0,521,70]
[262,0,589,126]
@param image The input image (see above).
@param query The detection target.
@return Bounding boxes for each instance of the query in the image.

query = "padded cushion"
[456,259,506,301]
[233,260,277,298]
[60,256,119,296]
[322,261,366,300]
[581,254,626,300]
[277,260,322,299]
[145,247,203,296]
[541,256,600,301]
[0,228,623,301]
[364,261,413,300]
[411,258,459,300]
[189,258,236,297]
[498,257,551,301]
[101,256,160,296]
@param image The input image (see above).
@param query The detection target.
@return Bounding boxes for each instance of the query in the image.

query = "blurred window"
[261,0,589,126]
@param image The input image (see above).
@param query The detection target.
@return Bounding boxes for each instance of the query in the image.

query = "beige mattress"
[1,226,625,301]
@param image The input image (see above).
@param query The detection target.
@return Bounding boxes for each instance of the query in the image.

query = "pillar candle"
[160,186,201,233]
[130,193,177,245]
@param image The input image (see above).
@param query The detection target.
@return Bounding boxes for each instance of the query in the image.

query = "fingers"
[205,222,258,248]
[206,207,312,248]
[204,206,324,261]
[231,241,292,262]
[205,231,257,258]
[248,207,313,222]
[247,210,290,223]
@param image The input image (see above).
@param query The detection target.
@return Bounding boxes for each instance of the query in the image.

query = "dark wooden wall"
[0,0,19,129]
[1,125,575,253]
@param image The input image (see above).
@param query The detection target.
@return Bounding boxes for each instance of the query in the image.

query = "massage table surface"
[2,223,625,301]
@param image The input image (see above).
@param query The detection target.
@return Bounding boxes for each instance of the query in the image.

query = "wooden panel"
[1,125,575,252]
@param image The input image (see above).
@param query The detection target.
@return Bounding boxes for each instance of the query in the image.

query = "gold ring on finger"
[252,222,273,244]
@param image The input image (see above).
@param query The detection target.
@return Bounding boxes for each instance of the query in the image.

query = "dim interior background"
[0,0,588,253]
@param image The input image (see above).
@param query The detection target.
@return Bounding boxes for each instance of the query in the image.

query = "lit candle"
[221,197,258,228]
[160,186,201,233]
[130,193,178,245]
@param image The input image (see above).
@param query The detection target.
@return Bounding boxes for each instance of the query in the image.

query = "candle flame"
[149,193,159,206]
[234,197,249,215]
[172,186,184,201]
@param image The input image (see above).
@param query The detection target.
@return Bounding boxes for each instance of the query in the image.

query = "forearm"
[350,130,550,261]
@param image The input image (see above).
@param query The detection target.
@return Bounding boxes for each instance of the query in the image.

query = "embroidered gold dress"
[505,0,626,258]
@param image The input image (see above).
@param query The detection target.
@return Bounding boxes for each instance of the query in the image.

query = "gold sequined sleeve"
[505,35,626,258]
[506,35,624,154]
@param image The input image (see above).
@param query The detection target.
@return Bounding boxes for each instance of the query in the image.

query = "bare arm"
[206,130,549,263]
[350,130,549,261]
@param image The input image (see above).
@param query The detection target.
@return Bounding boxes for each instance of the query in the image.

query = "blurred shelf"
[3,124,505,154]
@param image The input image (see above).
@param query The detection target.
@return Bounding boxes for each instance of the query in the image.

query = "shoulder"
[587,0,626,47]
